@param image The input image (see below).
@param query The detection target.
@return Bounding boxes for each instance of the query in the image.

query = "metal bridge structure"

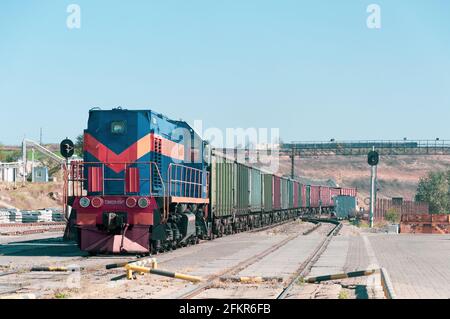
[282,140,450,178]
[213,140,450,179]
[281,140,450,157]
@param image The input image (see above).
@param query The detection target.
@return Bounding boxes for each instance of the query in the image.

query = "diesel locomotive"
[64,108,357,254]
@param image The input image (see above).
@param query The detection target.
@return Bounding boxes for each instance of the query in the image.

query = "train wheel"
[151,240,161,255]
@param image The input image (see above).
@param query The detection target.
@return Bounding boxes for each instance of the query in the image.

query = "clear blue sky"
[1,1,449,145]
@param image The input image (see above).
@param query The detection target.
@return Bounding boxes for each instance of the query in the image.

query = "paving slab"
[367,233,450,299]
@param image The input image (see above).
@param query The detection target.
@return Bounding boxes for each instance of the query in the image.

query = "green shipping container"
[298,183,302,208]
[334,196,357,219]
[250,168,262,212]
[281,178,289,209]
[211,157,235,218]
[288,180,294,209]
[236,163,250,215]
[305,185,311,208]
[263,174,273,212]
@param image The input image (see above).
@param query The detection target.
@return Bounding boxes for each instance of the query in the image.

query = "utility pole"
[368,147,379,228]
[31,148,35,183]
[39,128,43,145]
[369,164,376,227]
[291,148,295,179]
[22,139,27,183]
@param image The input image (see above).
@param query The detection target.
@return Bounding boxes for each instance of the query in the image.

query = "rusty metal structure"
[374,198,429,221]
[400,214,450,234]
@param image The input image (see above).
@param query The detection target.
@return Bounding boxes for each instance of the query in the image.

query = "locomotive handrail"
[167,163,209,222]
[168,163,206,199]
[63,161,167,220]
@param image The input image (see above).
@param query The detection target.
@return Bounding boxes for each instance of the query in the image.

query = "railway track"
[0,218,308,298]
[177,221,325,299]
[0,222,66,236]
[277,220,342,299]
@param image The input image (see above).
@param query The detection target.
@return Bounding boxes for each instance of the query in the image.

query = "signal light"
[138,197,149,208]
[126,197,137,208]
[79,197,90,208]
[367,151,379,166]
[91,197,104,208]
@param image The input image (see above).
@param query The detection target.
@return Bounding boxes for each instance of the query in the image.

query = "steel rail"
[177,222,323,299]
[277,221,342,299]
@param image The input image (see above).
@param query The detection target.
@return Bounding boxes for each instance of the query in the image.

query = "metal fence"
[374,198,429,221]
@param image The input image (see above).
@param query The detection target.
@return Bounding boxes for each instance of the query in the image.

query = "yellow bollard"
[124,264,202,283]
[239,276,263,283]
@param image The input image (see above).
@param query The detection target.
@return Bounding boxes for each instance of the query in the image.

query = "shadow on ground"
[0,237,86,257]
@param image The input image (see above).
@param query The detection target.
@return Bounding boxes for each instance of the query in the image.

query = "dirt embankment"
[0,182,63,210]
[277,155,450,205]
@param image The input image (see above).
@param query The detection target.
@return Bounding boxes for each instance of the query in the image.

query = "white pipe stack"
[0,208,64,224]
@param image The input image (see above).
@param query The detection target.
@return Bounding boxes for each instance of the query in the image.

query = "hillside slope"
[279,155,450,205]
[0,182,63,210]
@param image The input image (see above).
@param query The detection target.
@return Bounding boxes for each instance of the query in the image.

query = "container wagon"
[319,186,332,208]
[310,185,321,209]
[273,176,282,210]
[330,187,341,206]
[281,178,289,210]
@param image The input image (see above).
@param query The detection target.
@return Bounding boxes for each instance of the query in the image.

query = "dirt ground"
[0,181,63,210]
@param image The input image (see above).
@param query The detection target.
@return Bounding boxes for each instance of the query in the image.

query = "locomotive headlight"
[126,197,137,208]
[111,121,126,135]
[91,197,104,208]
[138,197,149,208]
[79,197,90,208]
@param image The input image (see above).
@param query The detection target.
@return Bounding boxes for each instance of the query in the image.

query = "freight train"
[64,108,357,254]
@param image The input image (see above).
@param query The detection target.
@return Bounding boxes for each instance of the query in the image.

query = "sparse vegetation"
[0,149,21,162]
[54,291,69,299]
[415,170,450,214]
[352,219,369,228]
[385,208,400,223]
[75,134,84,157]
[338,290,349,299]
[296,277,306,285]
[0,147,60,163]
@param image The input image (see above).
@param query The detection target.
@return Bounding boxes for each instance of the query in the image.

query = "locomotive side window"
[111,121,127,135]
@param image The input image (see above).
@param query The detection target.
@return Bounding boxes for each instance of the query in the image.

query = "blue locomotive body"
[70,108,210,253]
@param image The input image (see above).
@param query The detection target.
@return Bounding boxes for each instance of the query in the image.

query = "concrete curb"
[380,267,396,299]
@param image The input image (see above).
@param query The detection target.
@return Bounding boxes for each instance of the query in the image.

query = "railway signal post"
[368,149,379,228]
[60,138,74,220]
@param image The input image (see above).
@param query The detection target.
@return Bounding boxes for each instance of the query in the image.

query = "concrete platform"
[367,233,450,299]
